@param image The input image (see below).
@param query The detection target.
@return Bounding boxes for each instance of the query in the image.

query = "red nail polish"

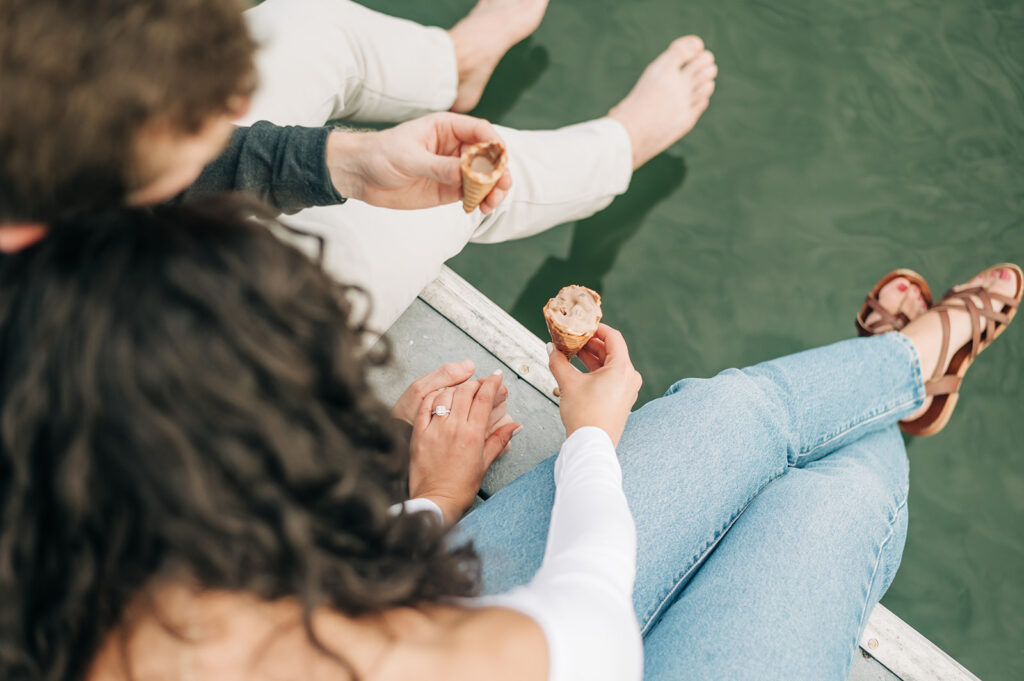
[1000,269,1011,280]
[897,282,908,292]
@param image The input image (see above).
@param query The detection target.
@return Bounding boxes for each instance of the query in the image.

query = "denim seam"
[889,331,926,402]
[638,464,789,636]
[798,335,926,460]
[849,494,908,662]
[799,397,921,459]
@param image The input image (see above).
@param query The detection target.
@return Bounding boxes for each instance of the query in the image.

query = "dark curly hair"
[0,199,481,681]
[0,0,257,222]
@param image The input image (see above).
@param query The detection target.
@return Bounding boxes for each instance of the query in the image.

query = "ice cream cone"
[460,141,508,213]
[543,285,603,358]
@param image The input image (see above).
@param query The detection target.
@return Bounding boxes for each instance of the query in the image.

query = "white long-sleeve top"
[472,426,643,681]
[393,427,642,680]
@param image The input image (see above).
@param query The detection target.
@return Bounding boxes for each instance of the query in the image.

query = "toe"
[692,63,719,89]
[951,275,983,293]
[693,79,716,100]
[993,267,1020,296]
[904,285,927,318]
[666,35,705,64]
[682,50,715,76]
[877,277,910,312]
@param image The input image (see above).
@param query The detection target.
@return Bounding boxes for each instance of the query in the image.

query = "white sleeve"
[388,497,445,523]
[473,426,643,681]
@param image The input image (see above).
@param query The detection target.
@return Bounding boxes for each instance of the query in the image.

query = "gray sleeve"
[181,121,346,214]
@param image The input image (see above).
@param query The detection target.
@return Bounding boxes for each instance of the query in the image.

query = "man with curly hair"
[0,0,717,329]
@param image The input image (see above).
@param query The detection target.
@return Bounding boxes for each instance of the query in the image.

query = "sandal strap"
[929,308,953,382]
[862,295,912,332]
[923,281,1019,386]
[925,373,962,397]
[935,286,1016,357]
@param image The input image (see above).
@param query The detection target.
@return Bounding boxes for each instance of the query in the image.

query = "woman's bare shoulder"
[87,588,548,681]
[439,605,549,681]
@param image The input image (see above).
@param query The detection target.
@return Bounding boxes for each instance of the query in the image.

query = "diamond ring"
[432,405,452,417]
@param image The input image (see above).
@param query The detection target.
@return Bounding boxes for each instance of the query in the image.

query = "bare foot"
[901,267,1020,421]
[863,276,928,331]
[448,0,550,113]
[608,36,718,169]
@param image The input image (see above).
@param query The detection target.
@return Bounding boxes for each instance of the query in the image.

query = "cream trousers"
[241,0,633,331]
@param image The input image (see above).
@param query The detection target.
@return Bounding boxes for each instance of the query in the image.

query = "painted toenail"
[1000,269,1011,280]
[897,282,908,292]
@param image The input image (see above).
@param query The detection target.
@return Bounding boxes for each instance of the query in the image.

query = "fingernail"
[512,426,524,437]
[897,282,908,292]
[492,369,503,376]
[1000,269,1011,280]
[545,342,554,355]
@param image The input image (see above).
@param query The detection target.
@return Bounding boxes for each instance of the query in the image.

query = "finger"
[431,385,457,414]
[480,186,508,215]
[547,342,579,388]
[451,378,482,419]
[480,169,513,214]
[487,413,515,455]
[577,347,602,371]
[583,336,608,363]
[470,374,501,428]
[413,360,475,398]
[591,324,631,365]
[443,113,503,146]
[485,396,508,434]
[414,151,462,186]
[414,392,436,432]
[493,382,508,408]
[483,422,521,465]
[487,412,514,438]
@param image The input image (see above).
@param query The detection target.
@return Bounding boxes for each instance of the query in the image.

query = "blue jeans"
[456,333,925,680]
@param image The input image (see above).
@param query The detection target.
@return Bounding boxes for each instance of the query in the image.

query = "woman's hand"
[548,324,642,446]
[392,361,511,441]
[326,113,512,214]
[409,374,521,523]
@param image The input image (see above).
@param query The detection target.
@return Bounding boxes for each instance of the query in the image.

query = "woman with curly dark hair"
[0,199,637,681]
[0,200,1018,681]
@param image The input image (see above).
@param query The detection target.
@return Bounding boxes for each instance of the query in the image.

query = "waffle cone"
[543,286,602,358]
[460,141,508,213]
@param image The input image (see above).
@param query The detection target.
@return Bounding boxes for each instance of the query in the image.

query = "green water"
[371,1,1024,676]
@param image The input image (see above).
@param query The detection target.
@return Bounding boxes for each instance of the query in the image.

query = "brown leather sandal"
[856,269,933,337]
[900,263,1022,437]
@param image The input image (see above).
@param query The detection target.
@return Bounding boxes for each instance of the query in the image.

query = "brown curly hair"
[0,0,258,222]
[0,198,481,681]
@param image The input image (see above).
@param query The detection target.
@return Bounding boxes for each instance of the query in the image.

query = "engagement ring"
[432,405,451,417]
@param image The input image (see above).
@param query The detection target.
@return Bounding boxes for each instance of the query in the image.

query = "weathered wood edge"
[418,265,980,681]
[859,604,980,681]
[418,266,559,403]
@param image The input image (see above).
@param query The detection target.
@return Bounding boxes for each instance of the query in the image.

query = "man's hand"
[327,113,512,214]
